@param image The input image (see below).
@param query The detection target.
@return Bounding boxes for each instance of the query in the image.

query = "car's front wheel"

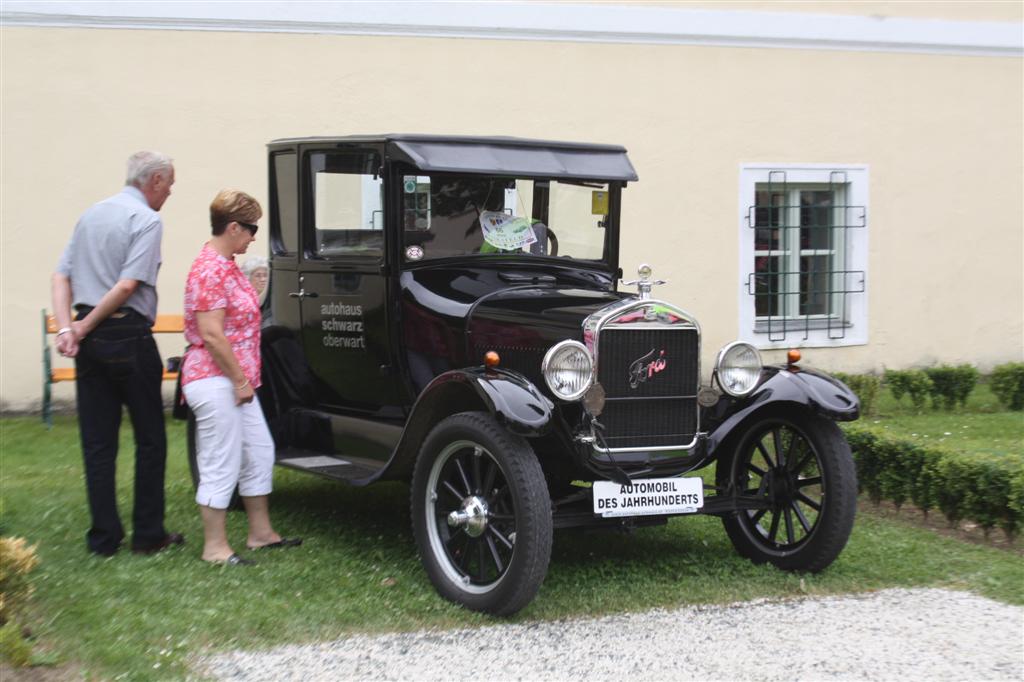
[716,410,857,572]
[411,412,552,616]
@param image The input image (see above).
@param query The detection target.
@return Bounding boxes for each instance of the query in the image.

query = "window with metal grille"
[738,165,868,348]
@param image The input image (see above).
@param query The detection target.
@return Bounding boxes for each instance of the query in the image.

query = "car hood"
[468,285,627,350]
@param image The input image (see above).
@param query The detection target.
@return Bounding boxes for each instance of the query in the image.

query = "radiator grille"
[596,327,699,449]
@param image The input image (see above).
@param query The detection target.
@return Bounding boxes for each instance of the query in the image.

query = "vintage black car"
[183,135,860,615]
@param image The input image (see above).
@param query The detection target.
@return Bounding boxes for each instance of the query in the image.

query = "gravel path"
[197,588,1023,681]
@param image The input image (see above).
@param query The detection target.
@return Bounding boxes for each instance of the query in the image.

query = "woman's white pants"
[182,376,274,509]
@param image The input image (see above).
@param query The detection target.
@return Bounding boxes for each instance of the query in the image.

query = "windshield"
[402,174,612,262]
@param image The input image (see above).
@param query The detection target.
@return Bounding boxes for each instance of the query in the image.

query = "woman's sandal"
[247,537,303,551]
[205,553,256,566]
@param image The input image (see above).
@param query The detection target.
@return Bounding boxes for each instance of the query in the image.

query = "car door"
[294,145,403,414]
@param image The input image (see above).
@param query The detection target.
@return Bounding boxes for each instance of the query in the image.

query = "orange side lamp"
[484,351,501,368]
[787,349,802,366]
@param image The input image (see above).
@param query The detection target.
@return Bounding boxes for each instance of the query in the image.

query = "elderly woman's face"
[249,267,269,293]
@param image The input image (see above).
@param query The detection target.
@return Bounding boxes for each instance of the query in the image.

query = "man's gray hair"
[125,151,173,187]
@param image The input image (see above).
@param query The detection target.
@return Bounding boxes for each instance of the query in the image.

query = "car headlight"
[715,342,762,397]
[542,340,594,401]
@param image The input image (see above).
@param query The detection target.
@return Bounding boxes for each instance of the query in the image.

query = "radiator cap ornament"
[622,263,666,299]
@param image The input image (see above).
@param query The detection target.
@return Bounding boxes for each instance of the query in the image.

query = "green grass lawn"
[2,415,1022,679]
[852,382,1023,458]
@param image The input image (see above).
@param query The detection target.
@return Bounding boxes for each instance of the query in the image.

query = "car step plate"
[279,456,351,469]
[593,476,704,518]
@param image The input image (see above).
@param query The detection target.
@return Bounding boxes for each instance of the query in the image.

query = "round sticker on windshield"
[405,245,424,261]
[479,211,538,251]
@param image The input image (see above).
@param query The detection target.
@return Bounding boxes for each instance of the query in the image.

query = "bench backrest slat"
[45,313,183,334]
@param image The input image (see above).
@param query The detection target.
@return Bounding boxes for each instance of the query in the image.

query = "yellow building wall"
[1,20,1021,410]
[637,1,1023,21]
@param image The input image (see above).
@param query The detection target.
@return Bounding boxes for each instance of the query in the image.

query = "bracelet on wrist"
[235,378,250,390]
[56,327,73,337]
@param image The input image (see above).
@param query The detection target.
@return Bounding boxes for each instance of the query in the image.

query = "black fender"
[705,366,859,457]
[378,367,556,481]
[417,367,555,437]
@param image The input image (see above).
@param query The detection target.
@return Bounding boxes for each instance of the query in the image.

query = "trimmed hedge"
[924,364,978,410]
[845,427,1024,539]
[840,365,1024,413]
[990,362,1024,411]
[833,372,880,416]
[884,369,932,410]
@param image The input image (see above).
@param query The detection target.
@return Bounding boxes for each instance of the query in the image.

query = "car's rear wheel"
[411,412,552,616]
[717,410,856,571]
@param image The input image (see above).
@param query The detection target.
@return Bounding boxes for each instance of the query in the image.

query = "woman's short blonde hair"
[210,189,262,235]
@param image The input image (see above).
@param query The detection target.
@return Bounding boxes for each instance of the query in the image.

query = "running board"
[276,449,383,484]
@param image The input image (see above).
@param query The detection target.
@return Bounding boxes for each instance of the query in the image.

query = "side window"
[308,150,383,259]
[402,176,431,230]
[271,152,298,255]
[739,165,869,348]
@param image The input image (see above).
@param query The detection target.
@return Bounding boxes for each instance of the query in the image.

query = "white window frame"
[753,183,847,321]
[738,164,869,349]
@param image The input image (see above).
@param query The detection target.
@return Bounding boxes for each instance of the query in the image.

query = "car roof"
[267,134,639,181]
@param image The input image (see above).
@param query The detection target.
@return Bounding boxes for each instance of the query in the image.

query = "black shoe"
[204,553,256,566]
[132,532,185,555]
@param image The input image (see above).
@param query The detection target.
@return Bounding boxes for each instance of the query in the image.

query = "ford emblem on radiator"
[628,348,667,388]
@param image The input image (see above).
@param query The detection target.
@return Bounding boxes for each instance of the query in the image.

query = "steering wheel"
[545,227,559,256]
[530,225,558,256]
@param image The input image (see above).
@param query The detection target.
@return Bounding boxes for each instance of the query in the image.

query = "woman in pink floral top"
[182,189,300,566]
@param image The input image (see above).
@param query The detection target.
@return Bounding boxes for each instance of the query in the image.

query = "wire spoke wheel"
[411,412,552,615]
[717,411,857,572]
[740,424,824,551]
[426,440,517,589]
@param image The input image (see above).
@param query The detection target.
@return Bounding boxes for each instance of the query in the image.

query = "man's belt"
[74,305,138,320]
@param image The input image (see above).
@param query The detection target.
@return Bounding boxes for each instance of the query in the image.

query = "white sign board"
[593,477,704,518]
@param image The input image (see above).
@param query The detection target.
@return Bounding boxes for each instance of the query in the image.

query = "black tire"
[716,410,857,572]
[186,411,243,511]
[411,412,552,616]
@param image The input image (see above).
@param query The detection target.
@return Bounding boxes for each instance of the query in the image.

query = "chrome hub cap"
[425,439,517,594]
[448,496,490,537]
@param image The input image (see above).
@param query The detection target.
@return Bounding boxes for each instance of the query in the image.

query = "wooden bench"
[42,310,184,427]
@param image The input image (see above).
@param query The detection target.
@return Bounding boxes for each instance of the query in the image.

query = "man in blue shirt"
[51,151,184,557]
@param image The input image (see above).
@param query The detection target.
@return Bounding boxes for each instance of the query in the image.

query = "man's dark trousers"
[75,310,168,555]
